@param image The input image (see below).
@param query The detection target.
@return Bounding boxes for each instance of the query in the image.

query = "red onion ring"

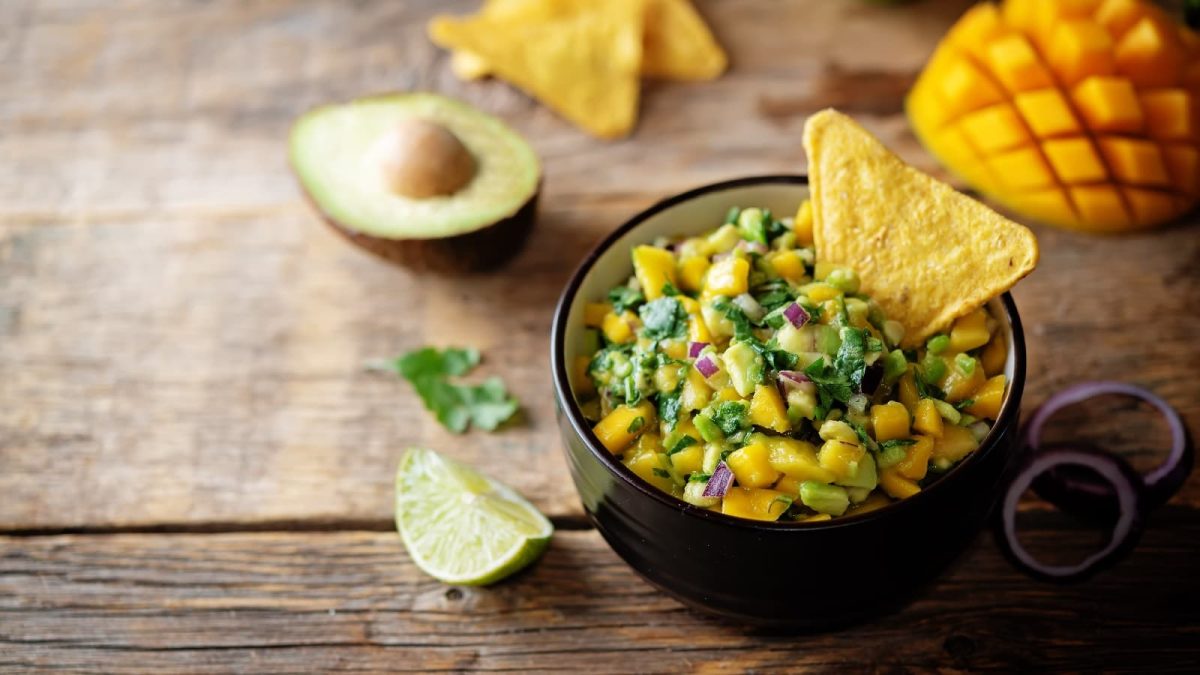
[998,444,1145,583]
[1024,381,1193,512]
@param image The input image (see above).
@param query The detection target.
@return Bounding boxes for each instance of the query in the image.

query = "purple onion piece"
[736,240,768,256]
[703,461,735,498]
[688,341,709,359]
[783,302,810,329]
[695,356,719,378]
[996,444,1144,584]
[1023,381,1193,512]
[778,370,811,387]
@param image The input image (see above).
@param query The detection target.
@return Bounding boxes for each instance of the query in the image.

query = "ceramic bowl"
[550,175,1027,628]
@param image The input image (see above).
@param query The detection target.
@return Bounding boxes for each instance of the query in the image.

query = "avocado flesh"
[290,93,540,243]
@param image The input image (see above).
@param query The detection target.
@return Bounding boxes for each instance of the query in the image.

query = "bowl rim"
[550,174,1027,532]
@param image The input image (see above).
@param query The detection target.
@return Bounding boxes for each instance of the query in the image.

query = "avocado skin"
[310,185,539,274]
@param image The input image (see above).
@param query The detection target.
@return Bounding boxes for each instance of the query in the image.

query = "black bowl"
[550,175,1027,628]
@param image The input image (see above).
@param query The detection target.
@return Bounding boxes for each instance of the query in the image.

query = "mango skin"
[907,0,1200,233]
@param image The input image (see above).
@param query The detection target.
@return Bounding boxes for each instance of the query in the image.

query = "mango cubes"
[908,0,1200,232]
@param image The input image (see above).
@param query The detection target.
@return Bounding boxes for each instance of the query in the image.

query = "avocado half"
[289,93,541,273]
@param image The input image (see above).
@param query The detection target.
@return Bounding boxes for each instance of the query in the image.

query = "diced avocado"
[845,486,872,504]
[722,340,764,398]
[834,452,878,490]
[700,301,735,339]
[799,481,850,516]
[737,207,768,245]
[814,324,842,355]
[682,480,720,507]
[693,414,724,442]
[776,322,815,355]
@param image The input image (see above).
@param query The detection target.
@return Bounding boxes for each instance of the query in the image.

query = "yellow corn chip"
[430,0,643,139]
[803,109,1039,348]
[442,0,725,83]
[643,0,727,81]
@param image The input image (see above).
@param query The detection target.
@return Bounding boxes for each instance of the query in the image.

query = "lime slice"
[395,448,553,585]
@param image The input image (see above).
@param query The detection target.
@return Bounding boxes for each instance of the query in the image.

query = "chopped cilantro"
[711,401,749,436]
[954,398,976,411]
[661,282,680,297]
[607,286,644,315]
[639,297,687,340]
[714,296,756,340]
[389,347,520,433]
[627,416,646,434]
[753,279,795,312]
[652,468,671,479]
[657,388,682,431]
[688,472,712,483]
[667,435,697,455]
[879,439,918,451]
[833,326,868,390]
[724,206,741,225]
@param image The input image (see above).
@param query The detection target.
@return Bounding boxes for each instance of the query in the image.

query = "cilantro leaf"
[607,286,644,315]
[688,472,712,483]
[661,282,680,297]
[711,401,749,436]
[954,398,976,411]
[833,326,868,390]
[879,439,917,451]
[639,297,687,340]
[658,388,683,431]
[803,357,854,404]
[713,296,757,340]
[390,347,520,433]
[667,435,697,456]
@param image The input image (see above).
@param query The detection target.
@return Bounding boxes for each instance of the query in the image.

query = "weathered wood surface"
[3,512,1199,673]
[1,0,1199,670]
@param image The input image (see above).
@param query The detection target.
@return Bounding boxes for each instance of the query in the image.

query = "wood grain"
[2,512,1198,673]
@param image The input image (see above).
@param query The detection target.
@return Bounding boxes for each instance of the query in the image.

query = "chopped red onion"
[783,302,809,328]
[736,240,768,256]
[688,341,709,358]
[997,444,1144,583]
[733,294,765,322]
[695,356,719,378]
[1024,381,1192,512]
[778,370,811,387]
[703,461,734,498]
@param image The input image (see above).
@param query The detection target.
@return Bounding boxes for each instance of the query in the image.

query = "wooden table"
[2,0,1198,671]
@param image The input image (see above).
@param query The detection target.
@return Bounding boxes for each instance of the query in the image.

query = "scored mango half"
[907,0,1200,232]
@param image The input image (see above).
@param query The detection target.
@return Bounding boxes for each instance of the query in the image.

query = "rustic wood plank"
[1,0,1198,531]
[2,512,1198,672]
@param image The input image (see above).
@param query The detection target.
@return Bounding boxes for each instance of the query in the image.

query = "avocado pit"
[374,118,477,199]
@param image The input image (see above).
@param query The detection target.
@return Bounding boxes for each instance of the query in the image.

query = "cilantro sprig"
[383,347,520,434]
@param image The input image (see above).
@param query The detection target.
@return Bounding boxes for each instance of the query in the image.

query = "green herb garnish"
[387,347,520,434]
[607,286,644,315]
[627,416,646,434]
[639,297,687,340]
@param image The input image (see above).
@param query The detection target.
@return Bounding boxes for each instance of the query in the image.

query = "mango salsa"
[574,202,1010,522]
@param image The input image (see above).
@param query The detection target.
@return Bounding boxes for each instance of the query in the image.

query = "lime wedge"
[395,448,553,585]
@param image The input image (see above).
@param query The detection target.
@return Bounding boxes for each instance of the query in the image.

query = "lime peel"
[395,448,553,586]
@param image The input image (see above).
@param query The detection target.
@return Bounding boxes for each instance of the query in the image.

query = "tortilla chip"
[430,0,643,139]
[643,0,727,81]
[803,109,1039,348]
[442,0,725,83]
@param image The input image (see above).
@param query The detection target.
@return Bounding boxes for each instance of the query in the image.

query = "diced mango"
[727,442,782,489]
[574,355,594,396]
[601,311,636,344]
[1140,89,1195,140]
[1098,137,1170,186]
[624,448,676,494]
[817,439,865,482]
[987,34,1053,92]
[1032,0,1104,48]
[721,487,789,521]
[966,374,1007,420]
[939,59,1006,118]
[768,250,805,283]
[687,314,712,343]
[948,3,1008,58]
[849,492,892,515]
[980,333,1007,377]
[804,282,841,303]
[1073,76,1144,132]
[940,357,986,403]
[1115,16,1185,87]
[1069,185,1134,231]
[715,386,741,403]
[764,437,835,483]
[1002,0,1038,31]
[793,199,814,246]
[1163,144,1199,195]
[879,469,921,500]
[912,398,944,438]
[749,384,790,433]
[1017,188,1080,227]
[704,256,749,296]
[871,401,911,442]
[898,369,920,414]
[593,402,656,454]
[1014,88,1081,137]
[583,302,610,328]
[1047,20,1115,86]
[960,103,1031,154]
[1124,187,1183,227]
[632,245,678,301]
[1042,137,1108,183]
[896,435,936,481]
[678,296,701,314]
[950,308,992,352]
[681,367,713,411]
[669,443,705,477]
[933,425,979,464]
[989,146,1056,190]
[1096,0,1152,38]
[677,256,710,294]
